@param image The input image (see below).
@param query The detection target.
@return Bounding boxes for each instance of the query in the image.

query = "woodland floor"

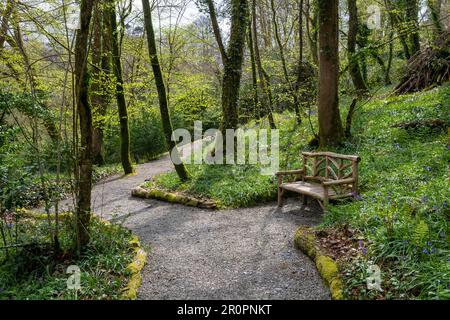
[53,141,330,299]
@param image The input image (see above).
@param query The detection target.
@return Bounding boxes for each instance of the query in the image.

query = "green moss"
[294,226,344,300]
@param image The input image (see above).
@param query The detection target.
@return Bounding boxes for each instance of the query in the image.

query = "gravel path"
[55,142,330,300]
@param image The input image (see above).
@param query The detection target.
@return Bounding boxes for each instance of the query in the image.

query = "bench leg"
[302,194,307,205]
[278,187,284,207]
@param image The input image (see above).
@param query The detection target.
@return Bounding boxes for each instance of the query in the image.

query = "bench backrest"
[301,152,361,192]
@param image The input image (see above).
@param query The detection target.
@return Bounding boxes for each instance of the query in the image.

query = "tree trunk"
[305,0,319,66]
[205,0,227,63]
[108,0,133,174]
[91,4,109,166]
[317,0,344,148]
[385,0,411,60]
[269,0,301,123]
[405,0,420,55]
[428,0,443,34]
[220,0,249,131]
[142,0,189,181]
[247,13,258,117]
[74,0,94,251]
[7,2,60,143]
[252,0,276,128]
[347,0,368,96]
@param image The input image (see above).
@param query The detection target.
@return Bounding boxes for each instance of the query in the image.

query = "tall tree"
[74,0,94,251]
[305,0,319,66]
[206,0,249,132]
[142,0,189,181]
[405,0,420,55]
[427,0,443,35]
[269,0,302,123]
[251,0,276,128]
[205,0,227,62]
[107,0,133,174]
[247,13,258,116]
[317,0,344,147]
[347,0,368,96]
[91,4,111,166]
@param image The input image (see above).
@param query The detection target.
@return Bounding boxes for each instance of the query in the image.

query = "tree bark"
[74,0,94,251]
[205,0,227,63]
[385,0,411,60]
[317,0,344,148]
[305,0,319,66]
[220,0,249,131]
[247,13,258,116]
[347,0,368,96]
[91,4,109,166]
[142,0,189,181]
[6,2,60,143]
[108,0,133,174]
[251,0,276,128]
[269,0,301,123]
[405,0,420,55]
[428,0,443,34]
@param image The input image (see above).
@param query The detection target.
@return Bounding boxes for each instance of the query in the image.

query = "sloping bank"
[10,209,147,300]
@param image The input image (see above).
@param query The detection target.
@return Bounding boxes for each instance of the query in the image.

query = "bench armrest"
[275,169,304,176]
[322,178,355,186]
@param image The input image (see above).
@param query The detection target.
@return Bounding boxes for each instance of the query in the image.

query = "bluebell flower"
[423,165,432,172]
[422,248,429,254]
[359,240,367,255]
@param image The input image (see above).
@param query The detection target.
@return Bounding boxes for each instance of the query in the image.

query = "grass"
[150,84,450,299]
[0,216,135,300]
[146,164,277,208]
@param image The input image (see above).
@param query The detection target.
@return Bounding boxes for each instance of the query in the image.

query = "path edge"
[17,209,147,300]
[131,185,217,209]
[293,226,344,300]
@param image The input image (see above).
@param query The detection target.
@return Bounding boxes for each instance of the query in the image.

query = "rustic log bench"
[276,152,361,210]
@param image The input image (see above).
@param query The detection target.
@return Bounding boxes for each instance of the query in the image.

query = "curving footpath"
[55,142,330,299]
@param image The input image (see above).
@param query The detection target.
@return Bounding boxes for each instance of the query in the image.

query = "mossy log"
[294,226,344,300]
[131,186,216,209]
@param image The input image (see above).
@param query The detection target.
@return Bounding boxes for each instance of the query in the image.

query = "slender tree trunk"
[0,0,13,49]
[347,0,368,96]
[247,14,258,117]
[251,0,275,128]
[317,0,344,147]
[108,0,133,174]
[142,0,189,181]
[305,0,319,66]
[220,0,249,131]
[269,0,301,123]
[91,5,107,166]
[428,0,443,35]
[385,0,411,60]
[385,30,394,85]
[205,0,227,63]
[8,3,60,143]
[74,0,94,251]
[405,0,420,55]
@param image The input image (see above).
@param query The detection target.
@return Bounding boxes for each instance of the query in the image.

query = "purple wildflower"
[359,240,367,255]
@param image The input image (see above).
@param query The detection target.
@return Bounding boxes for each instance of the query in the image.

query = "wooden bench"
[276,152,361,210]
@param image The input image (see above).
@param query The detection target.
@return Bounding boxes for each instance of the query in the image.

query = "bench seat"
[281,181,353,200]
[276,151,361,210]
